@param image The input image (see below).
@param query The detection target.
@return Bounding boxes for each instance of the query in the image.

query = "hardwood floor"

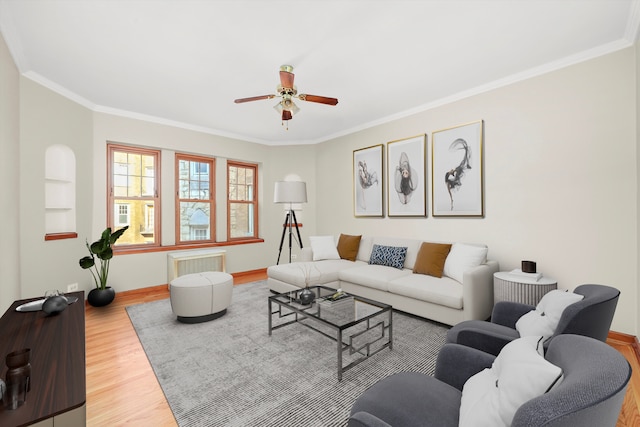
[86,271,640,426]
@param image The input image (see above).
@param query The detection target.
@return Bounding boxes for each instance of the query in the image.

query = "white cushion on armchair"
[515,290,584,341]
[459,336,563,427]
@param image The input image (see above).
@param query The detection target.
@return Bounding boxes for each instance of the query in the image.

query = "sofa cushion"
[459,336,563,427]
[339,264,413,292]
[515,290,584,341]
[443,243,488,283]
[369,244,408,270]
[309,235,340,261]
[371,237,422,270]
[413,242,452,278]
[389,274,462,309]
[337,234,362,261]
[267,260,356,287]
[356,236,375,262]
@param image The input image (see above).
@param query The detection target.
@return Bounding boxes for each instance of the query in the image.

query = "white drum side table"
[493,270,557,305]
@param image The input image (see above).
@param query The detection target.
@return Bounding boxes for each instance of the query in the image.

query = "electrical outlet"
[67,283,78,292]
[291,254,297,260]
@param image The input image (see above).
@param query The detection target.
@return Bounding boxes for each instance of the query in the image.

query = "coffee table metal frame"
[268,285,393,381]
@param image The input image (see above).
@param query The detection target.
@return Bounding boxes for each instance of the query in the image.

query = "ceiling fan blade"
[234,94,275,104]
[282,110,293,121]
[298,94,339,106]
[279,70,295,89]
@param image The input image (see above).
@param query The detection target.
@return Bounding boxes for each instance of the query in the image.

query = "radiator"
[167,249,227,283]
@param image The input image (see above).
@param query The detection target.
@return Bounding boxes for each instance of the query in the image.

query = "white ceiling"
[1,0,639,146]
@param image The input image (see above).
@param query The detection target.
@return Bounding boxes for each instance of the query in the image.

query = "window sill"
[113,238,265,255]
[44,232,78,241]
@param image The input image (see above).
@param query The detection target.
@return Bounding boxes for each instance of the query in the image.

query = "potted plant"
[79,226,128,307]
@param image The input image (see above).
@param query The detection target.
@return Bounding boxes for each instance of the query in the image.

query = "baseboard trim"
[608,330,640,363]
[116,284,169,296]
[608,330,637,344]
[231,268,267,281]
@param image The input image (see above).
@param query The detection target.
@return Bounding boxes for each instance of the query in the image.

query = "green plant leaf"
[79,256,95,269]
[110,225,129,244]
[101,247,114,261]
[90,240,103,255]
[101,227,112,241]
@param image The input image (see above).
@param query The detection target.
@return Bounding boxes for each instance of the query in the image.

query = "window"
[107,144,160,247]
[228,161,258,239]
[176,154,215,244]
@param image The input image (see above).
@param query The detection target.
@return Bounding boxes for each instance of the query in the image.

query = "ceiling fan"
[234,65,338,129]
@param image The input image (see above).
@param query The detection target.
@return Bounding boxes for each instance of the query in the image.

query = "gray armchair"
[446,284,620,356]
[348,334,631,427]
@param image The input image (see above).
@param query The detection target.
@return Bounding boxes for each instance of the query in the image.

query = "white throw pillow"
[515,290,584,341]
[309,236,340,261]
[442,243,488,283]
[459,336,563,427]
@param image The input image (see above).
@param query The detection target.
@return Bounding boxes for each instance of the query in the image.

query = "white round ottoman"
[170,272,233,323]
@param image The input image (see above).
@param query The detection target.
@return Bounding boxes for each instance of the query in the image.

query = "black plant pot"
[87,287,116,307]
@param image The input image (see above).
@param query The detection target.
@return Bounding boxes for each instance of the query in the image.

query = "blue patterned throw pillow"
[369,244,408,270]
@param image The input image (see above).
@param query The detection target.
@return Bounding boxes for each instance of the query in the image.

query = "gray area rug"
[126,281,449,427]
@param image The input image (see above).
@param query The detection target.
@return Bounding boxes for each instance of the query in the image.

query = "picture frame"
[432,120,484,217]
[387,134,426,217]
[353,144,384,217]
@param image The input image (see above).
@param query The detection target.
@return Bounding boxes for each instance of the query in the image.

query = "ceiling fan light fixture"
[236,64,337,130]
[274,98,299,115]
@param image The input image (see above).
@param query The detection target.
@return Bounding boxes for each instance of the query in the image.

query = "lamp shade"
[274,181,307,204]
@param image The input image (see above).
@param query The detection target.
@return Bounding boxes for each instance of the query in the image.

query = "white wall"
[315,47,638,335]
[0,32,20,312]
[17,78,95,301]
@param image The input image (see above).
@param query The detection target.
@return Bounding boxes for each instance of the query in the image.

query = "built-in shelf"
[45,145,76,238]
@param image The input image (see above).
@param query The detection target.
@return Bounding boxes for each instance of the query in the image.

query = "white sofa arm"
[461,260,499,321]
[298,247,314,262]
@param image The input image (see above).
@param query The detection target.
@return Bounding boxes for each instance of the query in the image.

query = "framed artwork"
[432,120,484,217]
[387,134,426,217]
[353,144,384,217]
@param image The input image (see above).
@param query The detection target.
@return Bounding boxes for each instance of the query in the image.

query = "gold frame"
[386,134,427,217]
[353,144,384,217]
[431,120,484,217]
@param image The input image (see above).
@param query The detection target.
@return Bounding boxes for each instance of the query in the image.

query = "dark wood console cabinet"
[0,292,86,426]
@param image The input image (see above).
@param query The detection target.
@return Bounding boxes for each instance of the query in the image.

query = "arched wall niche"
[45,144,77,240]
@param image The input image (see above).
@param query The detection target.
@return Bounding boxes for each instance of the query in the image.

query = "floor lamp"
[274,181,307,264]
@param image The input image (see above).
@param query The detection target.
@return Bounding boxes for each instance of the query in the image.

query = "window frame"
[175,153,216,245]
[227,160,259,241]
[107,143,161,249]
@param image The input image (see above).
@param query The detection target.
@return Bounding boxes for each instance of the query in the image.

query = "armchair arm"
[491,301,534,328]
[455,327,517,356]
[348,412,392,427]
[434,343,495,391]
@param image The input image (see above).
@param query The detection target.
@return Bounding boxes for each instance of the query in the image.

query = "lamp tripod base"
[277,210,303,265]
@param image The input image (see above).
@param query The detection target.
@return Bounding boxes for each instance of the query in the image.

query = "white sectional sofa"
[267,235,499,326]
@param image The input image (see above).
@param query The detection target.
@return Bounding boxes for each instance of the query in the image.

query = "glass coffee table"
[268,285,393,381]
